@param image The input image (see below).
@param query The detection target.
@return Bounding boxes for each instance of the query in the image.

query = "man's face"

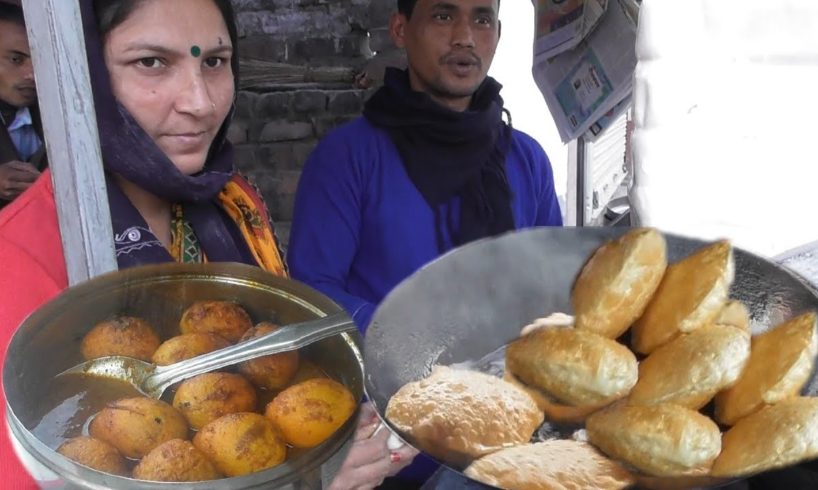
[0,19,34,108]
[392,0,500,110]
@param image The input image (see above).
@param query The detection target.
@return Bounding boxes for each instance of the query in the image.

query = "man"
[289,0,561,486]
[0,2,44,209]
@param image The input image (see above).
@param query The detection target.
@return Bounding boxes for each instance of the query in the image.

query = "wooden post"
[22,0,117,284]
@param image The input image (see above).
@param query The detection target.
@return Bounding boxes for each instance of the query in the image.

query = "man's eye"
[204,57,225,69]
[476,16,493,25]
[433,13,453,21]
[136,57,163,69]
[10,56,23,65]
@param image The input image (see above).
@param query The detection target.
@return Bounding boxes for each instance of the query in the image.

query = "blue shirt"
[6,107,41,161]
[289,117,563,333]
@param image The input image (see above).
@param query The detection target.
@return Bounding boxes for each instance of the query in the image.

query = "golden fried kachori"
[238,322,300,390]
[265,377,356,449]
[506,327,638,409]
[572,228,667,339]
[173,372,258,430]
[586,403,722,477]
[132,439,222,482]
[80,316,161,362]
[715,311,818,426]
[89,397,188,459]
[712,397,818,478]
[193,412,287,477]
[151,333,231,366]
[629,324,751,409]
[631,240,734,354]
[56,436,129,476]
[179,301,253,343]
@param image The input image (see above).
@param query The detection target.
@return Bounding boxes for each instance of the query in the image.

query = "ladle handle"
[145,312,355,395]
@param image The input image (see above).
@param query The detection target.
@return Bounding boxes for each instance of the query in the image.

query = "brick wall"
[230,0,405,246]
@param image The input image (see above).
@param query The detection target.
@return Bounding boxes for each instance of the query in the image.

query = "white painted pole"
[22,0,117,284]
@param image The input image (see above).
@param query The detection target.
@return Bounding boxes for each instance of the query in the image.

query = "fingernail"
[390,452,402,463]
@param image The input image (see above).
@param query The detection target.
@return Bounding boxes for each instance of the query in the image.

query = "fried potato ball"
[80,316,161,362]
[238,323,300,390]
[265,378,356,448]
[57,436,129,476]
[151,333,230,366]
[193,412,287,477]
[89,397,189,459]
[290,360,329,384]
[173,372,258,430]
[179,301,253,343]
[132,439,222,482]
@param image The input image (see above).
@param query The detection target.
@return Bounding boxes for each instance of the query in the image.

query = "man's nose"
[452,17,476,49]
[22,60,34,82]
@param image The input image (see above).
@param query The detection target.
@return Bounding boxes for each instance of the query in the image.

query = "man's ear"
[389,12,409,49]
[498,19,502,40]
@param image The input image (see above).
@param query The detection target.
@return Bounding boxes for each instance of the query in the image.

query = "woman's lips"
[163,132,208,149]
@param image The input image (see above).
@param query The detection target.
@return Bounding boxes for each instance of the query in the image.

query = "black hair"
[0,2,25,27]
[398,0,500,19]
[92,0,240,85]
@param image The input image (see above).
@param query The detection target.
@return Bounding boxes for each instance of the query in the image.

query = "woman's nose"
[174,69,216,117]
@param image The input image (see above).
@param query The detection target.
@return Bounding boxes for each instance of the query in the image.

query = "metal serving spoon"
[57,312,355,399]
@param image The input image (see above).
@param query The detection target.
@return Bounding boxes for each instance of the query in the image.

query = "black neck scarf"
[363,67,515,252]
[79,0,255,268]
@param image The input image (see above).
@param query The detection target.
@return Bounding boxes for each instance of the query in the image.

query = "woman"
[0,0,414,488]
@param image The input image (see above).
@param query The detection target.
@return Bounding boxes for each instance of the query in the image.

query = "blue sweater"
[289,117,563,333]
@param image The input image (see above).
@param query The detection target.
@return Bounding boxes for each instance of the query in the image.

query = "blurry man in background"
[0,2,44,209]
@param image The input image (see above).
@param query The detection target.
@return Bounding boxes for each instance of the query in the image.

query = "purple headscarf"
[79,0,256,267]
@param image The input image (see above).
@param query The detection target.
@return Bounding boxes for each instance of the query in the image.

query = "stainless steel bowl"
[3,262,364,490]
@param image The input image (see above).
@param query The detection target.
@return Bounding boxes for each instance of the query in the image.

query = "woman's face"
[104,0,234,176]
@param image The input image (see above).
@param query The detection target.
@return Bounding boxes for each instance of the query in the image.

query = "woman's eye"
[136,57,163,69]
[204,57,225,69]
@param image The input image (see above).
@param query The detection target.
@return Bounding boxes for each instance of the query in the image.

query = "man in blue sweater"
[290,0,562,332]
[290,0,562,487]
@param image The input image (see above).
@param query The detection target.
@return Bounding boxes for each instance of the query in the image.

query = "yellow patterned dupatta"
[170,175,287,277]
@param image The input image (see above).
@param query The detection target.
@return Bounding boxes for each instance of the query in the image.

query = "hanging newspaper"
[534,0,609,60]
[533,0,638,143]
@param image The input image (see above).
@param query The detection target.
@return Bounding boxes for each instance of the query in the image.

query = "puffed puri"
[586,402,722,477]
[385,365,543,463]
[572,228,668,339]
